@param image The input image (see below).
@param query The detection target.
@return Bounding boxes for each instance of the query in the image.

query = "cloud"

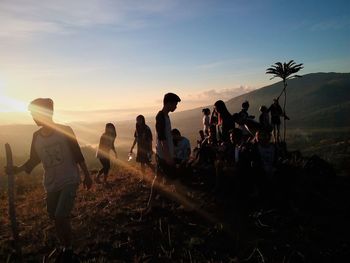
[310,17,350,31]
[0,0,179,39]
[186,86,255,102]
[195,58,254,70]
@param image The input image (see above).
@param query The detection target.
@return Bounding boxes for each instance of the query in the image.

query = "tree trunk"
[283,80,287,143]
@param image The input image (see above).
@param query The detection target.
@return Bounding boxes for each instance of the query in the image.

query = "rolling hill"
[172,72,350,134]
[0,72,349,159]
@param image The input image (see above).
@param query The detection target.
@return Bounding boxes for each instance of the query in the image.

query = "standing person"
[96,123,117,184]
[268,98,289,143]
[155,93,181,180]
[7,98,92,261]
[259,105,271,132]
[214,100,235,142]
[129,115,153,178]
[237,100,255,140]
[210,108,218,141]
[202,108,211,136]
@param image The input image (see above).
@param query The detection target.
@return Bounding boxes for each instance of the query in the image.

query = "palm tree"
[266,60,303,142]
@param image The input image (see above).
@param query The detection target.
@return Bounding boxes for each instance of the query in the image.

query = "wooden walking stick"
[5,143,23,261]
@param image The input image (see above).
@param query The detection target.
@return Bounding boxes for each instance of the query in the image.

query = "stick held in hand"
[5,143,23,261]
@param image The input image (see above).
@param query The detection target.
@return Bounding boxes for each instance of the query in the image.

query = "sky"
[0,0,349,124]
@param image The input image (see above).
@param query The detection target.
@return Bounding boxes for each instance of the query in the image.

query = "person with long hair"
[129,115,153,178]
[96,123,117,184]
[214,100,235,142]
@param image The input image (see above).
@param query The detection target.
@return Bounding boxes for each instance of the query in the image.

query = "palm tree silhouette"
[266,60,303,142]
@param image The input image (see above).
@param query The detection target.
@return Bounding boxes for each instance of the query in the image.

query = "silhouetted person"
[96,123,117,184]
[197,130,205,148]
[155,93,181,180]
[7,98,92,261]
[237,100,255,141]
[259,105,271,132]
[249,130,277,208]
[210,108,218,140]
[214,100,235,142]
[202,108,211,135]
[214,128,244,192]
[268,98,289,143]
[130,115,153,178]
[172,128,191,165]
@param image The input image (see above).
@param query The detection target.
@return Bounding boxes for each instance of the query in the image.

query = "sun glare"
[0,82,27,113]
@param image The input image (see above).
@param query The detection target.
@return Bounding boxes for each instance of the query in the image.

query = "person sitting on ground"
[172,128,191,166]
[129,115,154,179]
[214,100,235,143]
[202,108,211,136]
[191,125,217,170]
[268,98,289,143]
[259,105,271,132]
[248,130,278,208]
[96,123,117,184]
[7,98,92,261]
[214,128,245,192]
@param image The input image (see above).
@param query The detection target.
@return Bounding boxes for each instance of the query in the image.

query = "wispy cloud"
[0,0,180,39]
[195,58,254,70]
[186,86,255,102]
[310,17,350,31]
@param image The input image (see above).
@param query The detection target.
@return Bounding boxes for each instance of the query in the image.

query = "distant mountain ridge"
[1,72,349,157]
[172,72,350,133]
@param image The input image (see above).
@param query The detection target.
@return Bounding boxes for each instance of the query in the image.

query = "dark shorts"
[271,116,281,125]
[46,184,78,220]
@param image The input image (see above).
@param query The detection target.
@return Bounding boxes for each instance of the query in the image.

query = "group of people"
[6,93,290,261]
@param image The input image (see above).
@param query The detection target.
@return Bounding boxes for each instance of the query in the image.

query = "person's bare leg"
[141,163,146,181]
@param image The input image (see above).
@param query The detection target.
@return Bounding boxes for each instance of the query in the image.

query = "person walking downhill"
[129,115,154,181]
[7,98,92,261]
[96,123,117,184]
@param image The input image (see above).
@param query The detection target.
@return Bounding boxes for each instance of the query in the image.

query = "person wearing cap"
[8,98,92,260]
[155,93,181,180]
